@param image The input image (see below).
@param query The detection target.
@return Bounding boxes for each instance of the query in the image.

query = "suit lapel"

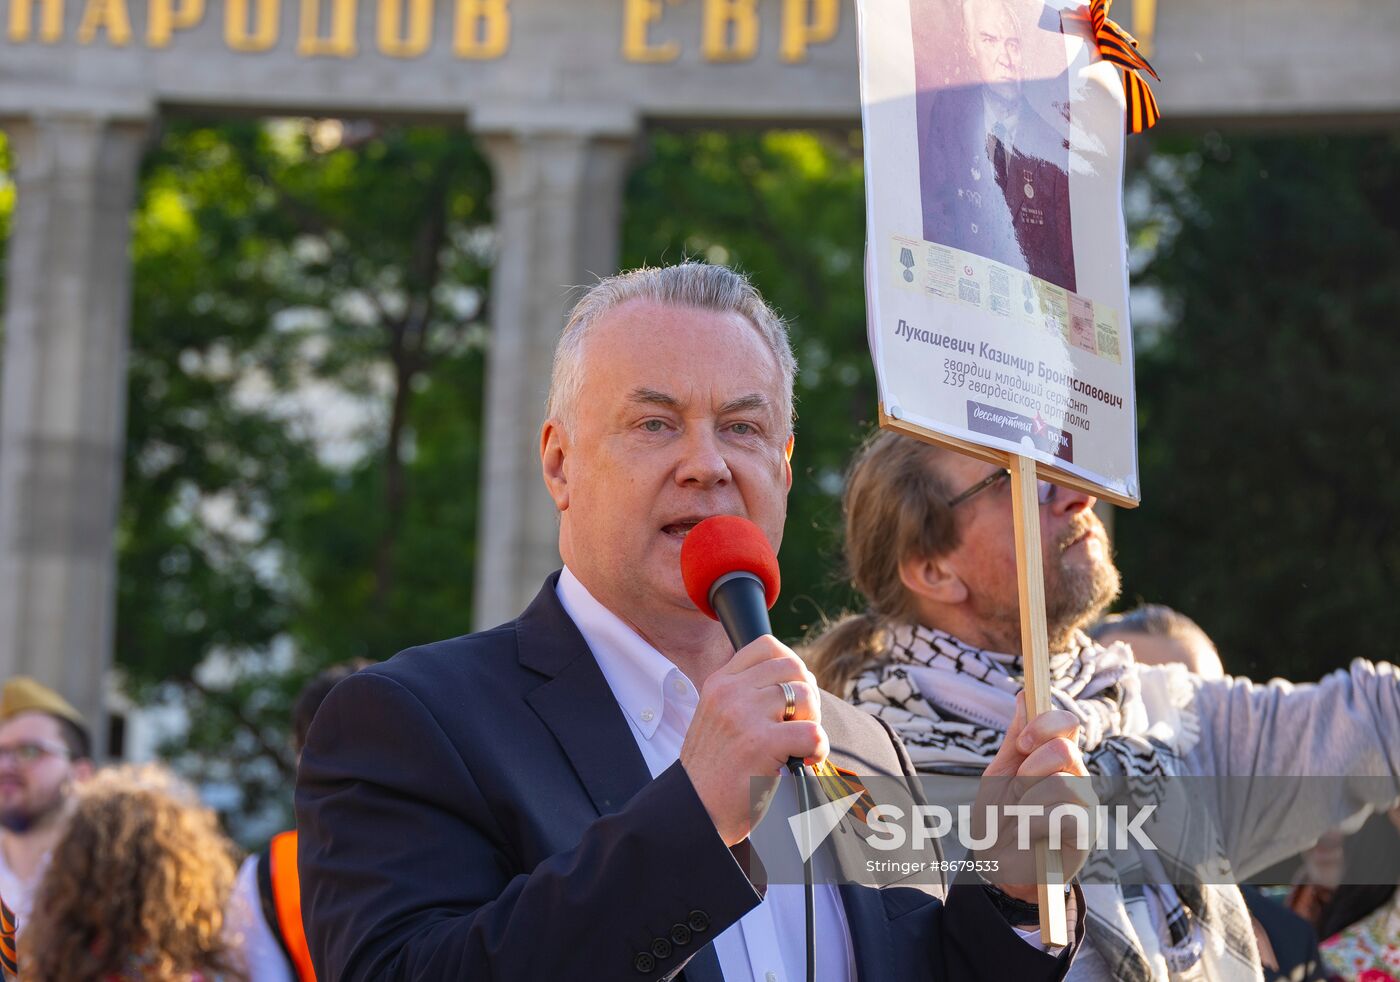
[518,580,731,982]
[518,574,654,817]
[816,701,941,980]
[516,582,908,982]
[525,654,654,816]
[840,883,896,981]
[815,751,897,981]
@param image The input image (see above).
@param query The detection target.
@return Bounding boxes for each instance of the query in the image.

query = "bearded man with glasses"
[805,429,1400,982]
[0,676,94,930]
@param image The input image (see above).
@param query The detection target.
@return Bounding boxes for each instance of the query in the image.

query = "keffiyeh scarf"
[849,623,1261,982]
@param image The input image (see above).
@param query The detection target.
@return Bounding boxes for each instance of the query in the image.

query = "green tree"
[1117,132,1400,682]
[118,119,493,834]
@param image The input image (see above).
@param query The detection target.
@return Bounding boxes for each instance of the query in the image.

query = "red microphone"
[680,515,781,651]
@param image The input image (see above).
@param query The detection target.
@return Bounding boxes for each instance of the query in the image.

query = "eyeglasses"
[946,468,1057,509]
[0,741,70,766]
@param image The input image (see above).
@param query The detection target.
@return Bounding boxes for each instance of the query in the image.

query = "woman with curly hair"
[20,763,244,982]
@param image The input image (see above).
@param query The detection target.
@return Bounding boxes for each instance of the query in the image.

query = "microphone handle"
[709,571,773,650]
[709,573,804,773]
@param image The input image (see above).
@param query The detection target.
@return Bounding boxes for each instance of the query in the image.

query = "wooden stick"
[1008,453,1069,948]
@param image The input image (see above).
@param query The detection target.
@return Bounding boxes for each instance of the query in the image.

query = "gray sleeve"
[1169,658,1400,878]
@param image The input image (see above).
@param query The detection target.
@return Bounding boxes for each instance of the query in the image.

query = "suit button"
[687,910,710,932]
[651,938,672,960]
[634,951,656,973]
[670,923,692,946]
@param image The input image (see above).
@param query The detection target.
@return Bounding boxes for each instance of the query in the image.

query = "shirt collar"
[556,566,693,740]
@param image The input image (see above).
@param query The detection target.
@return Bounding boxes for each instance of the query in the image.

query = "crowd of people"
[0,668,353,981]
[2,263,1397,981]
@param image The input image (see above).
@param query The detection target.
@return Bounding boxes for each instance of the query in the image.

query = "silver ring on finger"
[779,681,797,722]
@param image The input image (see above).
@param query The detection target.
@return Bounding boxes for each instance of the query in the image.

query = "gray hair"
[545,263,797,434]
[961,0,1023,39]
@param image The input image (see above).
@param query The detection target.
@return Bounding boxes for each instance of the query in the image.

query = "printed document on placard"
[858,0,1139,502]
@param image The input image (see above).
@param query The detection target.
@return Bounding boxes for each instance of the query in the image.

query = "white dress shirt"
[226,853,296,982]
[557,567,856,982]
[0,841,44,929]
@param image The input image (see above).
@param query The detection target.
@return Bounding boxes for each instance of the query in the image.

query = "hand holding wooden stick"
[1010,453,1069,946]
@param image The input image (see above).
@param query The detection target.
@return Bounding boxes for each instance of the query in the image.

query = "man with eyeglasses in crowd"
[0,676,94,928]
[805,430,1400,982]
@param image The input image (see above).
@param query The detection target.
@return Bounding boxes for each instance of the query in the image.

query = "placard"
[859,0,1139,505]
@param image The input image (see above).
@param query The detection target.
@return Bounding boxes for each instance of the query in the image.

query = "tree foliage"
[1115,132,1400,681]
[117,119,492,833]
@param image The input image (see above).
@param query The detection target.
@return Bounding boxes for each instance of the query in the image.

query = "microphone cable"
[787,757,816,982]
[677,517,817,982]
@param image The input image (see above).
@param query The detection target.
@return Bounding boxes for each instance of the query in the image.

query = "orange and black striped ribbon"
[812,760,878,826]
[1089,0,1161,133]
[0,894,17,980]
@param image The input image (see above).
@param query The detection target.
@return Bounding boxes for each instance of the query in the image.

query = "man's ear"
[898,552,968,607]
[783,435,795,490]
[540,419,570,512]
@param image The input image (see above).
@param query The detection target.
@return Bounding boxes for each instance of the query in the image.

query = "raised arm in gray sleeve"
[1163,658,1400,878]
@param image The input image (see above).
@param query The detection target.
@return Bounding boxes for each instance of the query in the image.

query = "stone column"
[472,109,638,629]
[0,111,151,755]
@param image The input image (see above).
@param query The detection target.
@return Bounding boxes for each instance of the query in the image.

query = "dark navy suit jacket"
[295,574,1081,980]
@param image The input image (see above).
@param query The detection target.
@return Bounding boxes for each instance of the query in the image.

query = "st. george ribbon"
[679,515,816,982]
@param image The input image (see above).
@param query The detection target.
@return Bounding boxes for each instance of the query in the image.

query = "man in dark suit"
[296,263,1091,980]
[920,0,1076,292]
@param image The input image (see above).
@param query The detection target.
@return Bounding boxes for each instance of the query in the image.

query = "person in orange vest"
[230,662,369,982]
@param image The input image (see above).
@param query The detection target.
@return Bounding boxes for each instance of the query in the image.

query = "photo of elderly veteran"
[915,0,1077,292]
[806,430,1400,982]
[296,263,1095,981]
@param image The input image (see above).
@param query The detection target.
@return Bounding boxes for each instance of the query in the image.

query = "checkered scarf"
[848,623,1262,982]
